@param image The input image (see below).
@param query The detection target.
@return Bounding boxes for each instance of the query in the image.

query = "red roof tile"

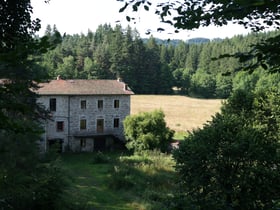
[37,79,134,95]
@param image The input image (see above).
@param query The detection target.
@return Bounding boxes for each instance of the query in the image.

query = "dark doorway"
[94,137,106,151]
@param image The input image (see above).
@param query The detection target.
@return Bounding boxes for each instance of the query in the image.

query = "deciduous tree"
[173,89,280,209]
[124,110,174,153]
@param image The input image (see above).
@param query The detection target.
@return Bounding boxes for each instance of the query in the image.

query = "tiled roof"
[37,79,134,95]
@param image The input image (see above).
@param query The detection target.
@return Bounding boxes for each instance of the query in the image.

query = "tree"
[173,89,280,209]
[120,0,280,73]
[83,56,95,79]
[0,1,66,209]
[44,24,62,47]
[232,70,260,92]
[123,110,174,153]
[120,0,280,32]
[57,55,77,79]
[215,73,232,98]
[169,41,188,70]
[255,70,280,93]
[190,68,216,98]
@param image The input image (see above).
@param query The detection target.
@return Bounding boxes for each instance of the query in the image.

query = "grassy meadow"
[60,151,176,210]
[60,95,223,209]
[131,95,222,138]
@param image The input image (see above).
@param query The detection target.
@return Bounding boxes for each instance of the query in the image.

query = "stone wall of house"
[37,95,69,152]
[37,94,131,152]
[69,95,130,137]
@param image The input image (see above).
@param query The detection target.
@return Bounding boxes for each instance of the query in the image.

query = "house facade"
[37,78,134,152]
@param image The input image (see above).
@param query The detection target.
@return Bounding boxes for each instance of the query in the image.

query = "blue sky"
[31,0,251,40]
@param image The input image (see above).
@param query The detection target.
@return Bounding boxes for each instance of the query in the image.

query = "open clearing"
[131,95,223,132]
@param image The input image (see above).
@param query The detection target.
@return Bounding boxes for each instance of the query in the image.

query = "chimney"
[57,75,61,80]
[124,83,128,91]
[117,77,122,82]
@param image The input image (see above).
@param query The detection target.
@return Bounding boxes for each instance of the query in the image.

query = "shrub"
[173,89,280,209]
[123,109,174,153]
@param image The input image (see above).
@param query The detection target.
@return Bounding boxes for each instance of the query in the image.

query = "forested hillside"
[38,24,280,98]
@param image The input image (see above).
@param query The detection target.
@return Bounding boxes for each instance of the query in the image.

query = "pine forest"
[38,24,280,98]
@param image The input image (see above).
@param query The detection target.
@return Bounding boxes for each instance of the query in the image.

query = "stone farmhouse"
[36,78,134,152]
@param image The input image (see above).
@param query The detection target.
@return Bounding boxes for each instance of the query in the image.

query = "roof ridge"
[37,79,134,95]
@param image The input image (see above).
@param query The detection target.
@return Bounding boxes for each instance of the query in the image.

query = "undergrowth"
[108,150,178,209]
[61,150,179,209]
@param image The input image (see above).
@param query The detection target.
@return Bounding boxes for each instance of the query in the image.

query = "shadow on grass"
[60,151,179,210]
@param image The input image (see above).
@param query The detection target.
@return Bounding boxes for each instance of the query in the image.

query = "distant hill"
[187,38,210,44]
[143,37,214,45]
[142,38,183,46]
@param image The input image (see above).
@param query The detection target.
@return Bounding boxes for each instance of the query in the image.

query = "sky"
[31,0,251,40]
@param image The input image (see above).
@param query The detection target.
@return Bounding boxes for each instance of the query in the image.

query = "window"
[49,98,56,111]
[80,139,86,148]
[114,118,119,128]
[81,100,86,109]
[114,99,119,108]
[98,100,103,109]
[56,121,64,132]
[80,119,87,130]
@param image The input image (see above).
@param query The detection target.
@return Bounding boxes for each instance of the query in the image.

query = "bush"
[0,131,68,210]
[173,89,280,209]
[123,109,174,153]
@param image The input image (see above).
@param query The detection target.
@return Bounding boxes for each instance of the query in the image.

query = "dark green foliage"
[216,33,280,75]
[215,73,232,98]
[124,110,174,153]
[121,0,280,33]
[173,89,280,209]
[0,1,66,209]
[37,23,280,97]
[39,25,175,94]
[190,68,216,98]
[118,1,280,96]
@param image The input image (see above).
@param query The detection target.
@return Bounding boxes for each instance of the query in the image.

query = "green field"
[61,151,176,210]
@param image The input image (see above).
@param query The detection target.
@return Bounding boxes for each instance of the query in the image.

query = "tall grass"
[61,151,178,209]
[109,150,178,209]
